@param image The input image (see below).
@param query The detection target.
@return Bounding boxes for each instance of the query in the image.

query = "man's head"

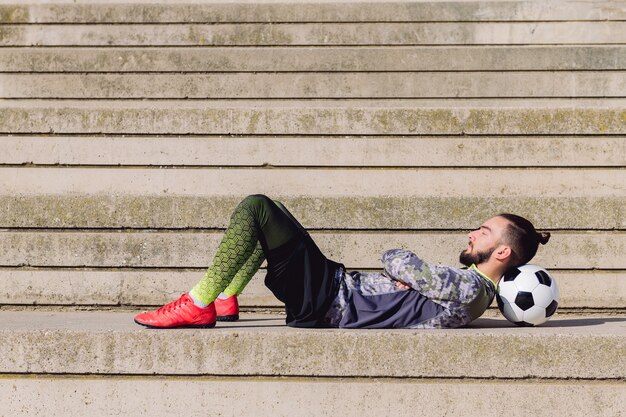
[459,214,550,272]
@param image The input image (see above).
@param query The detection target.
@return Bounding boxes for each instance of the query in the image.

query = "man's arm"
[381,249,481,305]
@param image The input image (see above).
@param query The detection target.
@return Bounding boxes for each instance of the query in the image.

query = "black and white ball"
[496,264,560,326]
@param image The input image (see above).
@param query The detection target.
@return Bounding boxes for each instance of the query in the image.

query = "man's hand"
[395,280,411,290]
[383,270,411,290]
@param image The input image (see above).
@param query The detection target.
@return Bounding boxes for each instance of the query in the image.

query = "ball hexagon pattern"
[496,264,560,326]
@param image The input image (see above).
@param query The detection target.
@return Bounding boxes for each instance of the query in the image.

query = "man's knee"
[273,200,285,210]
[239,194,273,211]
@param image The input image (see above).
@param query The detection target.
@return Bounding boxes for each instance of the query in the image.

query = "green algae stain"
[0,6,28,23]
[296,113,315,133]
[0,26,19,44]
[246,111,262,133]
[464,109,491,134]
[374,111,392,133]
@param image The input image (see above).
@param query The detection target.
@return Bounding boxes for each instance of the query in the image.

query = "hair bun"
[537,232,551,245]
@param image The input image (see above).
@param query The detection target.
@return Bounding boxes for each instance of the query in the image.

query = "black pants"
[244,195,341,327]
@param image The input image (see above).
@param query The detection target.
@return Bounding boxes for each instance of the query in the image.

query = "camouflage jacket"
[325,249,496,329]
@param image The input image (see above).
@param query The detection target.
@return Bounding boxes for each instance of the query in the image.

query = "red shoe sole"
[134,319,216,329]
[216,314,239,322]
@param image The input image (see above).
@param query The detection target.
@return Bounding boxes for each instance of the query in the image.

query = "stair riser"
[2,102,625,135]
[1,377,624,417]
[1,269,623,309]
[1,136,624,167]
[0,231,623,269]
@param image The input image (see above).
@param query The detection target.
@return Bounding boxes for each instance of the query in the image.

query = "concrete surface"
[1,376,624,417]
[3,72,625,98]
[0,1,623,414]
[0,311,624,378]
[1,268,624,309]
[1,136,624,167]
[2,46,624,72]
[0,230,623,269]
[0,167,623,229]
[2,0,624,23]
[3,167,623,198]
[2,194,623,230]
[2,99,625,135]
[2,22,625,46]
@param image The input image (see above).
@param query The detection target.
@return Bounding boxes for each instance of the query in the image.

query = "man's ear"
[493,245,512,262]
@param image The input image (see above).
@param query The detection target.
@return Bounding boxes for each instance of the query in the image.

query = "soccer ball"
[496,264,560,326]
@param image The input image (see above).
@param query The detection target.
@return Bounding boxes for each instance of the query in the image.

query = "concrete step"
[1,167,624,229]
[2,99,624,135]
[3,46,624,72]
[4,193,623,230]
[2,1,624,23]
[0,311,624,379]
[2,310,625,377]
[1,268,624,309]
[3,167,621,199]
[3,72,625,98]
[2,22,624,46]
[0,311,624,416]
[1,136,625,167]
[2,374,624,417]
[0,230,622,269]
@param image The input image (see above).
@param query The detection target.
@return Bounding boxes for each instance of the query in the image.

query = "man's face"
[459,216,510,266]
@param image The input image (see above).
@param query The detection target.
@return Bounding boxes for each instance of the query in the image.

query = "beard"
[459,245,496,267]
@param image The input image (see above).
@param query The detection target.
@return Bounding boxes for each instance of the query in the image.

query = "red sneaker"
[215,294,239,321]
[134,293,216,329]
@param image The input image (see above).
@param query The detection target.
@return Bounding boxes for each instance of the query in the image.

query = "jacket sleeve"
[381,249,482,305]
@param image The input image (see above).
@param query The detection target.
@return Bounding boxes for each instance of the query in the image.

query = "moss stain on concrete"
[0,195,623,230]
[0,6,28,23]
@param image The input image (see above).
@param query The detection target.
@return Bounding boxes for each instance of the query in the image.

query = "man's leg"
[190,195,302,304]
[212,242,263,321]
[219,200,303,298]
[134,194,303,328]
[219,242,263,297]
[193,195,339,328]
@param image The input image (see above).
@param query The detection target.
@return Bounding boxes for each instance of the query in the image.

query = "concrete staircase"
[0,1,624,415]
